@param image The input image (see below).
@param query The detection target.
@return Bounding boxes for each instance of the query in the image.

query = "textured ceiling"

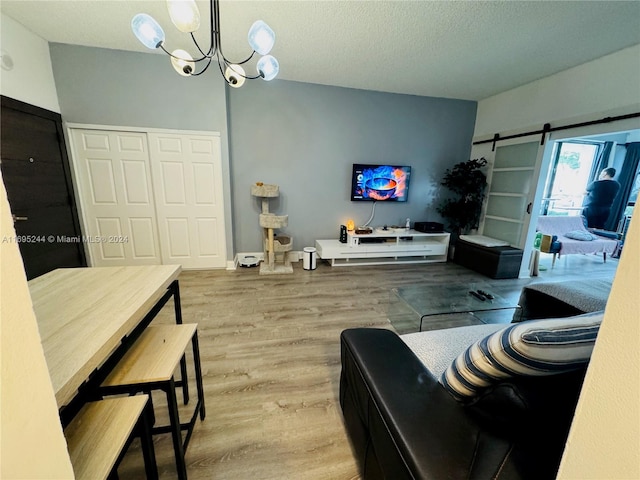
[2,0,640,100]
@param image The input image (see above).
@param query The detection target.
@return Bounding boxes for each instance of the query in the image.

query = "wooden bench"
[101,324,206,480]
[64,395,157,480]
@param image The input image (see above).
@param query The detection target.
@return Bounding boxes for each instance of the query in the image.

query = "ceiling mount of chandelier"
[131,0,279,88]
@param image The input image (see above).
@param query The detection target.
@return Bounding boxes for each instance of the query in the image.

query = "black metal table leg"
[138,398,159,480]
[165,378,188,480]
[192,331,206,420]
[172,281,190,404]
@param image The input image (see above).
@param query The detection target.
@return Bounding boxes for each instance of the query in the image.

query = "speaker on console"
[339,225,347,243]
[414,221,444,233]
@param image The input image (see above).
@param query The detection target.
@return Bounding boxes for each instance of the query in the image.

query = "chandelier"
[131,0,278,88]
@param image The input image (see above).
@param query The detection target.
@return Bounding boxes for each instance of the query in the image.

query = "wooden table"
[28,265,182,414]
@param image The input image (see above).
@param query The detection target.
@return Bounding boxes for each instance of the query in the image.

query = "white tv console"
[315,229,450,267]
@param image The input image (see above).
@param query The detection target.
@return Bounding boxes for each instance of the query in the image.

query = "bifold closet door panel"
[70,129,162,266]
[148,133,227,269]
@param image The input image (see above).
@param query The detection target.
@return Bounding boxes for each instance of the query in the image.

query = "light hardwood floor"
[117,253,617,479]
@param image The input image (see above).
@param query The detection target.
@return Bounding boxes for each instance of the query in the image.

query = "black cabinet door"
[1,96,86,279]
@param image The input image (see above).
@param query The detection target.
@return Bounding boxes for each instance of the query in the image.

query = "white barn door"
[480,137,545,247]
[70,129,161,266]
[148,133,227,269]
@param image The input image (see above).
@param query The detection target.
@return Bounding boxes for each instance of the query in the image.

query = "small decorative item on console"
[346,219,355,231]
[339,225,348,243]
[355,226,373,234]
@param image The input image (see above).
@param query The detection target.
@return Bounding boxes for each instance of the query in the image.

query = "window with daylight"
[541,141,601,216]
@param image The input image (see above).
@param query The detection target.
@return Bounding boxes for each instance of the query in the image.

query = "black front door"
[1,96,86,279]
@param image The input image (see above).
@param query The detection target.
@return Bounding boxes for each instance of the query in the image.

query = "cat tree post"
[251,183,293,275]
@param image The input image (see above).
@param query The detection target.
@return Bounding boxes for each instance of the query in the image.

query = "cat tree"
[251,183,293,275]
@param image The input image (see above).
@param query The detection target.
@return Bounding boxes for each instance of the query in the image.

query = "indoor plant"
[437,157,488,235]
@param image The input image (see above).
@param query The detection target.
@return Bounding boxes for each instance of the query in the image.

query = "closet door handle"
[526,203,532,214]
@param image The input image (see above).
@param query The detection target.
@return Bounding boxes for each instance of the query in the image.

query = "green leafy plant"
[437,157,488,235]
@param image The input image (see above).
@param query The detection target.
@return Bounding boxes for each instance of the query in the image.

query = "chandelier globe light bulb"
[225,64,246,88]
[166,0,201,33]
[248,20,275,55]
[131,13,165,49]
[170,49,196,76]
[257,55,279,81]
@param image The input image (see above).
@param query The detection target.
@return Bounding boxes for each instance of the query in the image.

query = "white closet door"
[70,129,161,266]
[148,132,227,269]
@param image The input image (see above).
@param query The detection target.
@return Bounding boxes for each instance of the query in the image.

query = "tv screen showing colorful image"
[350,164,411,202]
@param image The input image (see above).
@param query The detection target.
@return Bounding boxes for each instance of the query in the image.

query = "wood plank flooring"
[117,253,617,479]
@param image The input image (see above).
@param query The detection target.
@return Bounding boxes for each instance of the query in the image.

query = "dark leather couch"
[340,327,586,480]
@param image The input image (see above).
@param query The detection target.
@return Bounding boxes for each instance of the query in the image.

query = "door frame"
[539,118,640,239]
[65,123,231,268]
[474,115,640,278]
[1,95,87,274]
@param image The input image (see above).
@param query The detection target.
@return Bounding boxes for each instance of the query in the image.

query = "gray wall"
[49,43,235,260]
[228,80,477,252]
[49,44,229,131]
[49,43,477,259]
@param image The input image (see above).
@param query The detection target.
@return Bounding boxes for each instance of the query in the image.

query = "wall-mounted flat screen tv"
[350,164,411,202]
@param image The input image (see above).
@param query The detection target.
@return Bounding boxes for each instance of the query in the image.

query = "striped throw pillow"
[440,311,604,401]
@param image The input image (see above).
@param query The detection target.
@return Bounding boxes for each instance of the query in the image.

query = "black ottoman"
[513,279,611,322]
[454,239,523,279]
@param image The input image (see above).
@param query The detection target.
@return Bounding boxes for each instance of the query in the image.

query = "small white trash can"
[303,247,317,270]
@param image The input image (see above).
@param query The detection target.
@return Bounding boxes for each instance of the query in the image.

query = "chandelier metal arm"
[211,0,219,56]
[212,0,256,67]
[216,52,226,79]
[159,44,210,64]
[231,51,257,66]
[220,56,262,80]
[238,71,263,80]
[189,56,215,76]
[212,0,221,57]
[190,32,211,58]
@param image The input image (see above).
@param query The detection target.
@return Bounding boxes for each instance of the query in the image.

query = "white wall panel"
[122,160,150,204]
[166,218,191,257]
[129,218,157,258]
[197,219,218,256]
[157,137,182,153]
[193,164,215,204]
[118,135,145,152]
[0,13,60,112]
[160,162,187,204]
[88,159,117,204]
[475,45,640,138]
[95,217,125,259]
[83,132,110,150]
